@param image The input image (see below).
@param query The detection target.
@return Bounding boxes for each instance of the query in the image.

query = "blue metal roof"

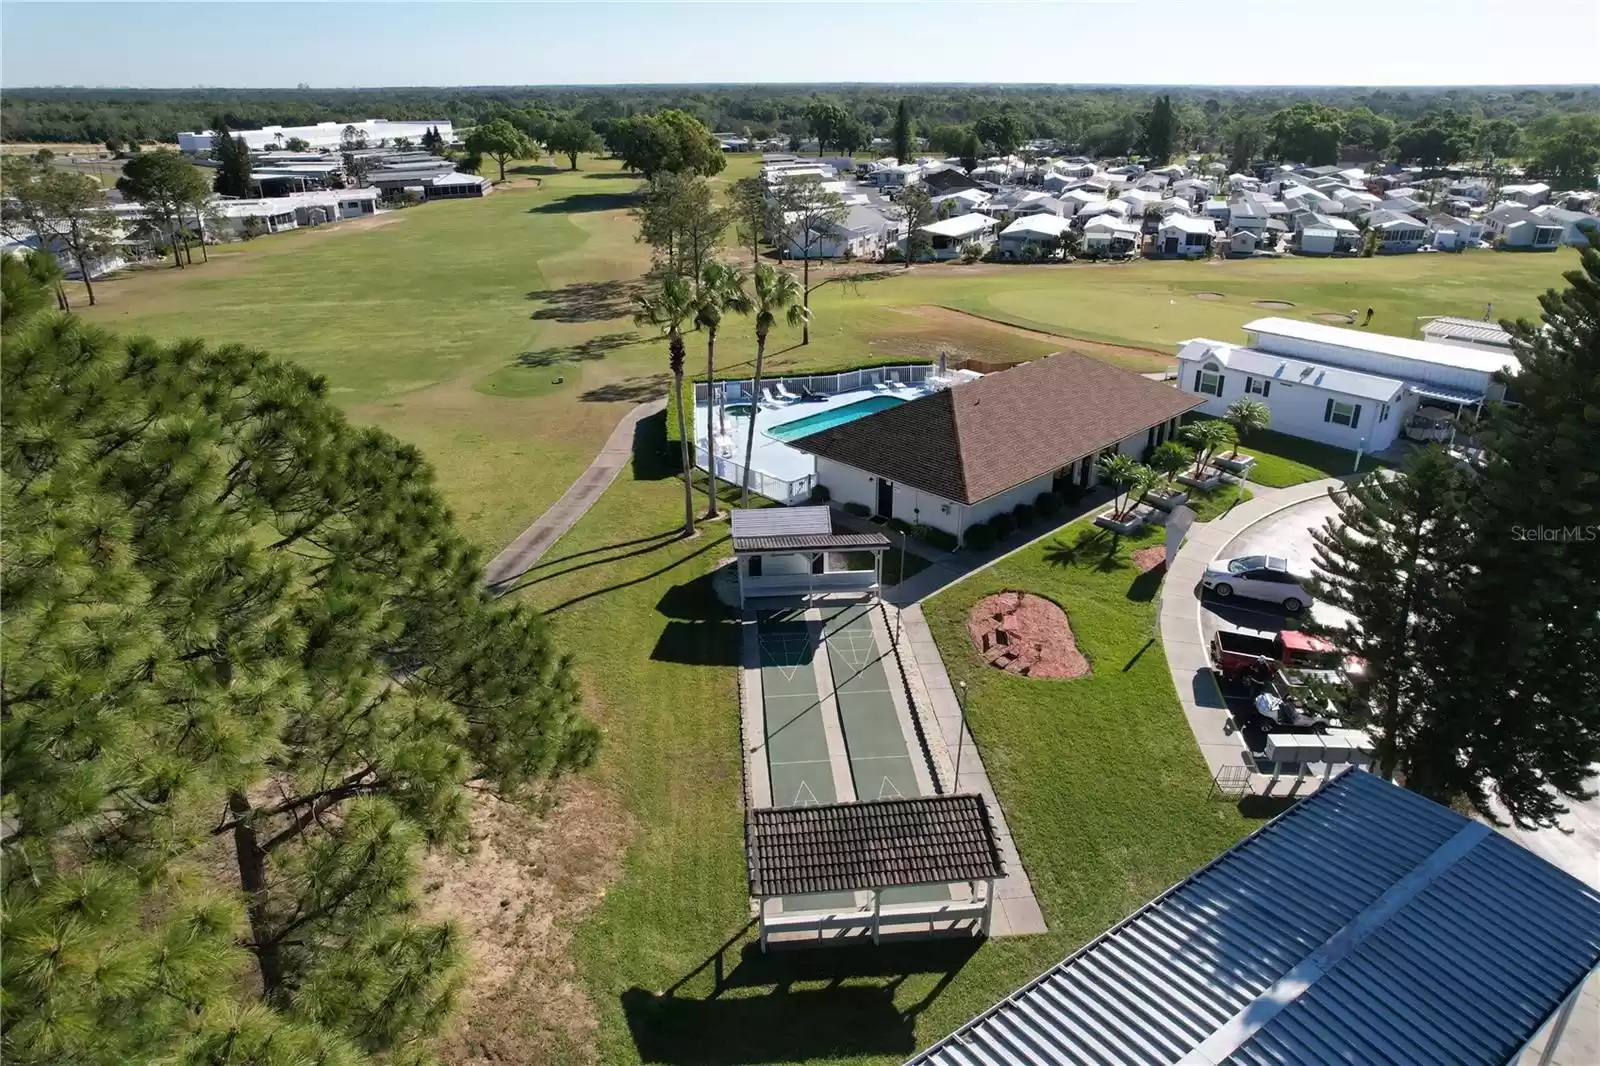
[908,771,1600,1066]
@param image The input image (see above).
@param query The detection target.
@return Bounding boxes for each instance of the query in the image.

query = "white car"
[1202,554,1314,613]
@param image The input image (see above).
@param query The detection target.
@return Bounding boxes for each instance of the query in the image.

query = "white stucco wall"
[1178,363,1402,453]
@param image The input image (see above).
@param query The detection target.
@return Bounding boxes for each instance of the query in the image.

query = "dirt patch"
[1252,300,1295,310]
[422,778,629,1066]
[903,306,1171,374]
[967,591,1091,680]
[1132,546,1167,574]
[1314,311,1357,324]
[1191,291,1226,301]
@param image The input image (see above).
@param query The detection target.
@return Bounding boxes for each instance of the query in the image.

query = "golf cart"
[1403,406,1455,444]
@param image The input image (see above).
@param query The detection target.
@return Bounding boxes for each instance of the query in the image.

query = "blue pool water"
[767,395,906,442]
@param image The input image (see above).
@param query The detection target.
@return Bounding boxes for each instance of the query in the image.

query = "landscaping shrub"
[964,522,995,551]
[1058,482,1084,505]
[843,501,870,518]
[914,524,958,552]
[1036,490,1063,517]
[887,517,911,535]
[989,511,1016,539]
[808,483,831,504]
[1012,501,1036,527]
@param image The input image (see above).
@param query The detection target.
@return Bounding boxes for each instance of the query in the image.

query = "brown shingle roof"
[790,353,1203,505]
[746,795,1004,897]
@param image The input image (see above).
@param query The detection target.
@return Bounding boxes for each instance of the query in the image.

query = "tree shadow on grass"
[529,191,639,214]
[584,170,642,180]
[1042,527,1129,573]
[584,375,670,405]
[509,163,563,176]
[623,929,978,1064]
[517,331,641,367]
[493,528,682,596]
[528,279,645,323]
[651,571,741,666]
[540,532,726,616]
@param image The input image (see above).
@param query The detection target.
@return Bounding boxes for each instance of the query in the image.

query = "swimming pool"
[766,395,906,442]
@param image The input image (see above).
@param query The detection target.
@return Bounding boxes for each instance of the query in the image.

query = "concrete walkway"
[484,398,666,591]
[1156,477,1345,797]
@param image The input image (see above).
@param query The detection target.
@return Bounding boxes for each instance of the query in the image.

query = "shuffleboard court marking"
[758,616,840,811]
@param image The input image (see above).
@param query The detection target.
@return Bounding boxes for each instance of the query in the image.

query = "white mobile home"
[997,214,1072,259]
[917,214,997,259]
[1177,339,1406,452]
[1154,215,1215,258]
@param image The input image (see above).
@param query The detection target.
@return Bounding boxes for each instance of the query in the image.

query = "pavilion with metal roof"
[730,507,889,608]
[746,795,1005,949]
[907,770,1600,1066]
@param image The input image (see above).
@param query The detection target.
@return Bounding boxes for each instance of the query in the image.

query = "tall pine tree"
[892,98,914,164]
[1303,448,1473,781]
[1423,236,1600,828]
[2,264,596,1065]
[212,123,253,199]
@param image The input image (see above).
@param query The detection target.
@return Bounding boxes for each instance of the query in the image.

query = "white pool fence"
[692,363,934,406]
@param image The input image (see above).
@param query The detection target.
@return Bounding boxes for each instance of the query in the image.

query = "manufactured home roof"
[1000,214,1072,237]
[907,770,1600,1066]
[1245,316,1517,376]
[1422,316,1514,349]
[791,353,1202,506]
[919,214,995,239]
[1178,340,1406,402]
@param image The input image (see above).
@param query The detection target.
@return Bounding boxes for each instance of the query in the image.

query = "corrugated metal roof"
[730,506,832,540]
[1422,316,1513,348]
[908,771,1600,1066]
[1244,317,1517,376]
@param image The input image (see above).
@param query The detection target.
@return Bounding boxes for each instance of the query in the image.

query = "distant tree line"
[6,84,1597,175]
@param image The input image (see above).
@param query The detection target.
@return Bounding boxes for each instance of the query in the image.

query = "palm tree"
[1097,453,1153,520]
[1179,419,1237,476]
[741,265,806,508]
[633,274,699,537]
[1224,398,1271,459]
[695,262,752,519]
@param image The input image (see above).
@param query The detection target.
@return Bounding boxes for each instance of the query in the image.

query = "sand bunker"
[967,592,1090,680]
[1253,300,1295,310]
[1132,546,1167,574]
[1314,311,1357,324]
[1191,292,1226,301]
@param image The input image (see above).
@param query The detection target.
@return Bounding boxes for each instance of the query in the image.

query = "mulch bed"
[967,592,1090,680]
[1131,546,1167,574]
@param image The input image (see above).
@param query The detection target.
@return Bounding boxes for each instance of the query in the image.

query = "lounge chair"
[775,382,800,401]
[762,386,787,407]
[797,385,826,402]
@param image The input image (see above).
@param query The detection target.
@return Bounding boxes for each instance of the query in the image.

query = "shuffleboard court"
[756,611,856,912]
[820,604,951,905]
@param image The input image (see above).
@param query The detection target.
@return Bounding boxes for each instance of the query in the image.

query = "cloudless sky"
[4,0,1599,89]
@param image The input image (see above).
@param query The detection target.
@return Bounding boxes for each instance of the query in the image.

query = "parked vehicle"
[1403,406,1455,443]
[1202,555,1314,612]
[1210,628,1346,678]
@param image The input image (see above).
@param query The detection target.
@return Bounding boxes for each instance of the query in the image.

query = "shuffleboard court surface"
[820,605,950,905]
[756,610,856,912]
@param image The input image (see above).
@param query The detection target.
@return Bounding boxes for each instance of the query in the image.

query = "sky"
[3,0,1599,89]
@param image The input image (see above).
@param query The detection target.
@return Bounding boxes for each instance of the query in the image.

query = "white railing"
[693,363,933,405]
[695,444,814,504]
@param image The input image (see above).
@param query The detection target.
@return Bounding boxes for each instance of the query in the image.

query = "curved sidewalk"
[484,398,667,591]
[1157,478,1344,792]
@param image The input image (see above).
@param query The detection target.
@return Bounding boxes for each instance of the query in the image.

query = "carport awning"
[1407,382,1485,405]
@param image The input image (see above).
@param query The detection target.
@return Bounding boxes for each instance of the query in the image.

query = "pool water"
[767,396,907,442]
[726,403,755,418]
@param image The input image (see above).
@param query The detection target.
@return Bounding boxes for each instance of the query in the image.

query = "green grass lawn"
[1202,422,1387,487]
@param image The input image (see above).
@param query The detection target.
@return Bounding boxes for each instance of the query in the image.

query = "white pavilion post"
[871,889,882,945]
[981,878,996,937]
[759,897,770,953]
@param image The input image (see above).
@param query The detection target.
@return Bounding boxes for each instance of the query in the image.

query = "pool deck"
[697,382,931,486]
